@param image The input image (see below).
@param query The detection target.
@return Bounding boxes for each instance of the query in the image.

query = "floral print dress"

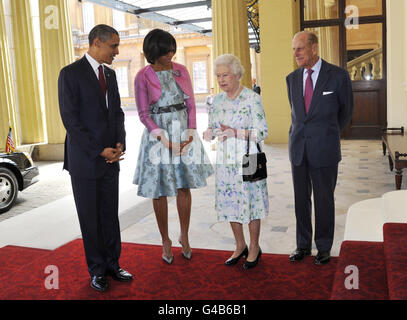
[208,87,269,224]
[133,70,213,199]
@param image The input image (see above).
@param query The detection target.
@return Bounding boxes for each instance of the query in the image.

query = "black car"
[0,152,39,213]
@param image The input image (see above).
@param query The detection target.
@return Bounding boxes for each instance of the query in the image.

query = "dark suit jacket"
[58,56,126,179]
[286,59,354,168]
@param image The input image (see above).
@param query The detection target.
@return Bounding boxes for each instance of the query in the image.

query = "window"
[300,0,387,139]
[346,0,382,16]
[305,26,340,66]
[113,9,126,31]
[82,2,95,34]
[304,0,339,20]
[115,67,129,98]
[192,61,208,94]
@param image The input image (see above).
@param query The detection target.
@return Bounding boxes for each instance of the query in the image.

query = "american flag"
[5,127,15,154]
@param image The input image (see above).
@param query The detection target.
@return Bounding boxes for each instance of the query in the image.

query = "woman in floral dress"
[203,54,269,269]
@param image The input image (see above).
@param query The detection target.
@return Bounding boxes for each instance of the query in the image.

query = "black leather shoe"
[289,248,312,262]
[107,268,133,282]
[243,248,262,270]
[314,251,331,265]
[90,275,109,292]
[225,246,248,266]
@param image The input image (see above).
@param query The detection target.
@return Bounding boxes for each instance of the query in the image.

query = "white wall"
[387,0,407,128]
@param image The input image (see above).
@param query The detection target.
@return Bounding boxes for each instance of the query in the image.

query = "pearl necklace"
[227,84,243,101]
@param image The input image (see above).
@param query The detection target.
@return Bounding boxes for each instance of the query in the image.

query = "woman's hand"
[180,135,193,155]
[203,128,214,142]
[157,133,191,156]
[219,124,237,142]
[171,142,186,156]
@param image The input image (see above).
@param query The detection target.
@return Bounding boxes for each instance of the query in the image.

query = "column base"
[30,143,64,161]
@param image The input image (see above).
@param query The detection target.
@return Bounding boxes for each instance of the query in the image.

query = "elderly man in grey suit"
[286,31,354,265]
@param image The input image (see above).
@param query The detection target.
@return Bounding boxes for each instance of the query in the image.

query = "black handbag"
[242,134,267,182]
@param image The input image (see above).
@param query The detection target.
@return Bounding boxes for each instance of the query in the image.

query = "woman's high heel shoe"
[162,240,174,265]
[179,237,192,260]
[162,255,174,264]
[243,248,262,270]
[225,246,248,266]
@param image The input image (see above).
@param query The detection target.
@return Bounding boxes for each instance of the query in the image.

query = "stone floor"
[0,111,401,257]
[120,138,398,257]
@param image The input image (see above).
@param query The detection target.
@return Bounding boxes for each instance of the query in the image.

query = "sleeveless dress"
[133,70,214,198]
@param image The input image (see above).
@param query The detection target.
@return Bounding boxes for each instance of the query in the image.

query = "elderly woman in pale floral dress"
[203,54,269,270]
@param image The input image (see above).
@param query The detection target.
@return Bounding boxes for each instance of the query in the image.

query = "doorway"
[301,0,387,139]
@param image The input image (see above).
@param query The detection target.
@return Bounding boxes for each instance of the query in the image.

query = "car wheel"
[0,167,19,214]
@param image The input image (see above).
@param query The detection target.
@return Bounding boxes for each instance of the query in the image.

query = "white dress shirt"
[85,52,109,107]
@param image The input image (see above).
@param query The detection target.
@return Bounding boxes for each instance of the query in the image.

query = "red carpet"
[3,223,407,300]
[0,245,49,279]
[0,240,338,300]
[383,223,407,300]
[330,241,388,300]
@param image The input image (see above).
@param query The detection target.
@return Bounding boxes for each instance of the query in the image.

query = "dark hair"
[143,29,177,64]
[88,24,119,46]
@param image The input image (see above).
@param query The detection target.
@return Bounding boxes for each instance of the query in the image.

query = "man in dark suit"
[58,24,132,292]
[286,31,354,265]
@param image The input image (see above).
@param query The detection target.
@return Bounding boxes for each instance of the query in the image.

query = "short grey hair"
[214,54,245,80]
[294,31,319,45]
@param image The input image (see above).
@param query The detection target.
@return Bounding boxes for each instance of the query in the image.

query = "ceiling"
[87,0,259,49]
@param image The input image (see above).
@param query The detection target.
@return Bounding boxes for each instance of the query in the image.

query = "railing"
[72,29,147,46]
[246,0,260,53]
[347,47,383,81]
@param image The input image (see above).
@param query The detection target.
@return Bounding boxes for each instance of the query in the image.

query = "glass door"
[300,0,387,139]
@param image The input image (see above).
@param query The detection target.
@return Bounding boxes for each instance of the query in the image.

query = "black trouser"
[71,166,121,277]
[291,155,338,252]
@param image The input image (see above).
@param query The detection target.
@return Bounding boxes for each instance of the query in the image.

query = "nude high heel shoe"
[162,239,174,265]
[178,237,192,260]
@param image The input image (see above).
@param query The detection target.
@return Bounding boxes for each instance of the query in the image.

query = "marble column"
[212,0,252,89]
[259,0,300,143]
[37,0,74,159]
[175,46,186,65]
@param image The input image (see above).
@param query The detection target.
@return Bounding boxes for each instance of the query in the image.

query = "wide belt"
[150,103,186,114]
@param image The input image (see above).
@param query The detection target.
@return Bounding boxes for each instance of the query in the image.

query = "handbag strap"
[246,131,262,154]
